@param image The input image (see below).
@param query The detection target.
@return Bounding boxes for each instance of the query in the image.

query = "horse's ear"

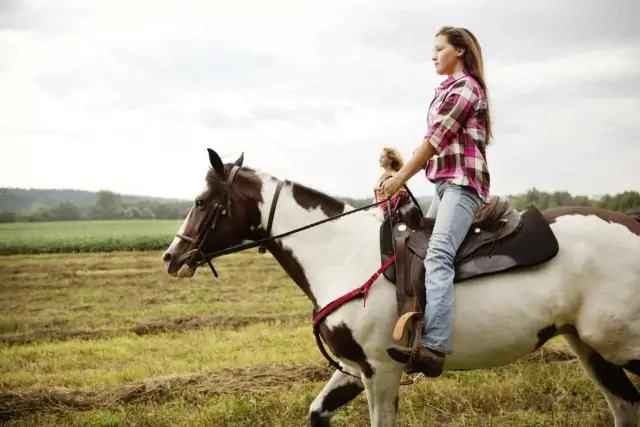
[234,152,244,167]
[207,148,225,177]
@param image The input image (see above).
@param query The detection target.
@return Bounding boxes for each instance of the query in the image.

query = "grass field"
[0,220,182,255]
[0,249,633,426]
[2,211,638,256]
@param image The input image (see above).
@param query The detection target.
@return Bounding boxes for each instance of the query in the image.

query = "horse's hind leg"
[309,363,364,427]
[564,332,640,427]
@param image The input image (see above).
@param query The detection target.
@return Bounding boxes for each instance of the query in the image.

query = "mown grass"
[4,362,616,427]
[0,324,320,390]
[0,250,629,426]
[0,252,308,342]
[0,220,181,255]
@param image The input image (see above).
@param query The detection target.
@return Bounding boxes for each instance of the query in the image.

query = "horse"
[162,148,640,427]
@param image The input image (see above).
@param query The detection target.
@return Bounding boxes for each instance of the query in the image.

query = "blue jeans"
[422,180,483,353]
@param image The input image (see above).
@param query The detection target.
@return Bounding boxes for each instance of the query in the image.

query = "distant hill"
[0,188,188,212]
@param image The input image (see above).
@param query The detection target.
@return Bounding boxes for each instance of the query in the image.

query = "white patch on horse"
[164,182,207,271]
[166,206,193,253]
[256,175,406,364]
[551,214,640,364]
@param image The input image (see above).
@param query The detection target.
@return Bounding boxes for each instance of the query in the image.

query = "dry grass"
[1,313,307,346]
[0,250,629,426]
[0,252,308,339]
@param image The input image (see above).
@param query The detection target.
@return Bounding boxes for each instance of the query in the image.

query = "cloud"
[358,0,639,64]
[0,0,638,200]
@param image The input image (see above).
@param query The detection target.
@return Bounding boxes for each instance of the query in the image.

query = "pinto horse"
[162,149,640,427]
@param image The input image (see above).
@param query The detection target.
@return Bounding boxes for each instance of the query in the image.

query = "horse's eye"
[195,199,204,207]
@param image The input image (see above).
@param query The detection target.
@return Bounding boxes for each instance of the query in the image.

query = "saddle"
[379,195,560,350]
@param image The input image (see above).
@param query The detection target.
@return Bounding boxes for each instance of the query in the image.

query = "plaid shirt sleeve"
[425,77,478,154]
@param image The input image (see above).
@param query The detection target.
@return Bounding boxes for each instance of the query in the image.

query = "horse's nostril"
[162,252,172,263]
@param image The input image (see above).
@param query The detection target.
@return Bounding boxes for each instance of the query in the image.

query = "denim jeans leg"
[421,181,483,353]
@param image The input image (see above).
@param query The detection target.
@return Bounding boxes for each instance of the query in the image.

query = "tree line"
[0,188,638,223]
[0,191,192,223]
[507,189,640,213]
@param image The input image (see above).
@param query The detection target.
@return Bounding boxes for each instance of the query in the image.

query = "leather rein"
[174,164,394,276]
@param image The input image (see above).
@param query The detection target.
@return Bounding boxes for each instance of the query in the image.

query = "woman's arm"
[393,141,436,184]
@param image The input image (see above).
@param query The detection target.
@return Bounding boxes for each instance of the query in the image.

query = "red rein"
[311,255,396,329]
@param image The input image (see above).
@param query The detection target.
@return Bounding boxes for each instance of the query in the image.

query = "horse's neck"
[259,177,382,306]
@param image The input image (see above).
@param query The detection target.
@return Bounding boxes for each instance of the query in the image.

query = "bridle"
[173,164,394,278]
[174,164,244,277]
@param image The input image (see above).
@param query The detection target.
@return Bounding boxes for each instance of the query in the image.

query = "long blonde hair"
[436,26,492,147]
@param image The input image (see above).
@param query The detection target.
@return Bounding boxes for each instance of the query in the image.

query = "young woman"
[381,26,492,377]
[373,147,410,215]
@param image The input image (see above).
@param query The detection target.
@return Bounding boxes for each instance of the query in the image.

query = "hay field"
[0,249,628,426]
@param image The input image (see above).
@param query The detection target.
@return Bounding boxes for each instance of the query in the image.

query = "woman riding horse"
[381,26,492,377]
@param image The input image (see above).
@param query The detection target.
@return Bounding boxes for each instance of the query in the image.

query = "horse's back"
[542,205,640,244]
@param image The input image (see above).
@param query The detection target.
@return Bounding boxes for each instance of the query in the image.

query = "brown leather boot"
[387,345,446,377]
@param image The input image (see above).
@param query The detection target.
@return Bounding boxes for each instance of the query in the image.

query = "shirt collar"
[440,69,470,89]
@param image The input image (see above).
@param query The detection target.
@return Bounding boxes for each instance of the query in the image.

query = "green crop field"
[0,220,182,255]
[0,250,630,426]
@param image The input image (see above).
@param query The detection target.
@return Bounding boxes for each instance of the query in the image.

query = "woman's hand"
[378,140,437,201]
[381,174,405,200]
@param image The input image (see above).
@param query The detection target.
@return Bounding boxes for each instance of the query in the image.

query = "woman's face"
[432,34,463,76]
[379,152,390,168]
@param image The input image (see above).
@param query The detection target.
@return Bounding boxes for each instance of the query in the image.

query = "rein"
[173,167,423,385]
[202,185,390,262]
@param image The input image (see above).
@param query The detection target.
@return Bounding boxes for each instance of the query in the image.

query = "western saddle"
[379,195,560,355]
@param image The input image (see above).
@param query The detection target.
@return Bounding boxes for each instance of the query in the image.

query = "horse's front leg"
[309,362,365,426]
[361,361,403,427]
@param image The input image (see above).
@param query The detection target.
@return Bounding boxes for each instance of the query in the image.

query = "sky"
[0,0,638,200]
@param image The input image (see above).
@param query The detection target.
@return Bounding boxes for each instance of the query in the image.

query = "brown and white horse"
[162,149,640,427]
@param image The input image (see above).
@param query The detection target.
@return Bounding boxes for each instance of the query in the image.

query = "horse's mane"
[282,178,380,220]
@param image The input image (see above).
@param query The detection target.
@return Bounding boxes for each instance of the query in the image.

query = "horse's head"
[162,148,264,278]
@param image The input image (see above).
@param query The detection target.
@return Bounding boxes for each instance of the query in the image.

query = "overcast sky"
[1,0,638,200]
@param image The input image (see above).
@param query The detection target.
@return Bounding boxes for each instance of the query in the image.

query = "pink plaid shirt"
[424,69,490,201]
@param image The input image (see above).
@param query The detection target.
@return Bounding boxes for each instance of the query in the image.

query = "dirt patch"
[1,313,307,346]
[526,344,576,363]
[0,362,334,421]
[0,329,110,346]
[130,313,305,335]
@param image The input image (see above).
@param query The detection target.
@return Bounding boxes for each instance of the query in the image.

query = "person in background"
[374,147,410,215]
